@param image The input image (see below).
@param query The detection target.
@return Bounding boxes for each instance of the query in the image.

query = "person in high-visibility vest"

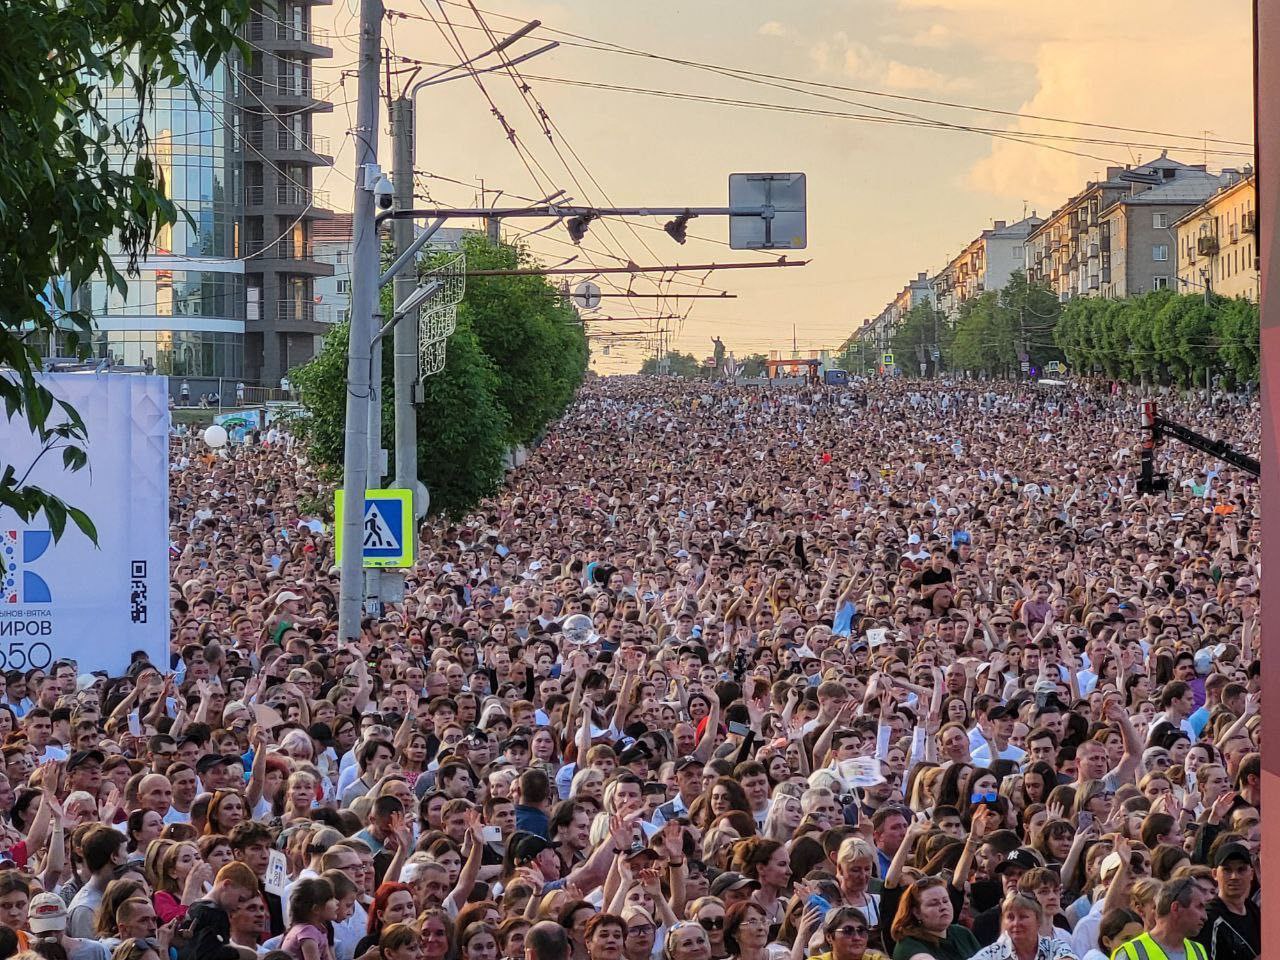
[1110,877,1210,960]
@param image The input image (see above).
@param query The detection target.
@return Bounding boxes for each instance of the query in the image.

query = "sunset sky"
[314,0,1255,374]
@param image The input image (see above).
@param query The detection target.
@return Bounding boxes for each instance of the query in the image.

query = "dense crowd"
[0,375,1261,960]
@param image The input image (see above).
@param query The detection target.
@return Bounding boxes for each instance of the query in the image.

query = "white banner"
[0,374,169,675]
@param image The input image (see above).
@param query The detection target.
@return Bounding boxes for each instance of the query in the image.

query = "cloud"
[882,61,970,92]
[758,20,790,37]
[881,23,953,49]
[808,31,969,93]
[964,17,1252,206]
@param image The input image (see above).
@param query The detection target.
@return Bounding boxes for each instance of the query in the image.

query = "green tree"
[640,352,703,377]
[1,0,248,539]
[1215,297,1260,384]
[997,271,1062,374]
[454,237,588,446]
[292,309,512,520]
[949,291,1003,376]
[739,353,770,377]
[293,237,584,519]
[891,301,950,377]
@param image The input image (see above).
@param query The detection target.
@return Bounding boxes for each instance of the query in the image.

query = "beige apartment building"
[932,215,1043,318]
[1174,170,1258,301]
[1025,154,1217,302]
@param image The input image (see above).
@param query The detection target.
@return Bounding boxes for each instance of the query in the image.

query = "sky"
[313,0,1255,374]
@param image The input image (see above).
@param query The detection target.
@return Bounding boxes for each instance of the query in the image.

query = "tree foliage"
[890,301,952,376]
[639,352,705,378]
[1055,291,1258,385]
[946,272,1063,378]
[293,237,587,519]
[454,237,588,446]
[0,0,248,539]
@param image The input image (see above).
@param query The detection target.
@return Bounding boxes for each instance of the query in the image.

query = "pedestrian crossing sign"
[882,352,894,366]
[334,488,414,568]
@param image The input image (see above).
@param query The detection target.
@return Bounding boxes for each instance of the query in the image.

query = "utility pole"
[336,0,384,641]
[390,94,419,526]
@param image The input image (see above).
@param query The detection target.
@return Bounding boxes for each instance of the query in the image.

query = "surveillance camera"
[374,174,394,210]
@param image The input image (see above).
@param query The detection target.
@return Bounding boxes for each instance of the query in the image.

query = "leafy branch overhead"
[0,0,250,539]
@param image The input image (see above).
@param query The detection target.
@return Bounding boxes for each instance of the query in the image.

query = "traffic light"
[664,211,698,244]
[567,212,596,244]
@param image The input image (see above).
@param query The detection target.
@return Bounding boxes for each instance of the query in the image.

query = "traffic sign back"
[334,488,414,568]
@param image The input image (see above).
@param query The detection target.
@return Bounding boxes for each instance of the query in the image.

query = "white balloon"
[203,425,229,449]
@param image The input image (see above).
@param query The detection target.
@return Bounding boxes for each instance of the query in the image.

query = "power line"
[455,1,677,323]
[423,1,1253,150]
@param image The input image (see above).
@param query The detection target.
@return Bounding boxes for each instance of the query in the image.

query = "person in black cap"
[65,749,105,796]
[707,871,760,908]
[1193,842,1259,960]
[972,849,1041,946]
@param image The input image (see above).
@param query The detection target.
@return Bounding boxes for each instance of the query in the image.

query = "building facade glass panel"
[89,53,244,383]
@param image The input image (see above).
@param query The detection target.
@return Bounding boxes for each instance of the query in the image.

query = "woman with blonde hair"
[281,769,319,826]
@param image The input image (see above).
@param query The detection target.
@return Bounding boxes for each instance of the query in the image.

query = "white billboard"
[0,374,169,675]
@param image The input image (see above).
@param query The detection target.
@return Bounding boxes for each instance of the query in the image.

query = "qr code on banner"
[129,560,147,623]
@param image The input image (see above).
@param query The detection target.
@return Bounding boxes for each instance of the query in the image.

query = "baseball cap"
[195,754,236,775]
[511,833,552,864]
[66,749,105,771]
[708,872,760,897]
[275,590,304,604]
[1212,842,1253,868]
[28,892,67,932]
[994,849,1040,875]
[674,756,703,773]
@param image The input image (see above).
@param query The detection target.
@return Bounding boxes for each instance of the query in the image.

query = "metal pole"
[336,0,383,641]
[391,96,420,525]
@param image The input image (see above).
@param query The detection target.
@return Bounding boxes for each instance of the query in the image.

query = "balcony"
[1229,223,1240,243]
[1242,210,1257,233]
[246,20,331,45]
[244,127,332,162]
[277,184,331,208]
[1197,235,1220,256]
[275,301,341,324]
[253,74,336,112]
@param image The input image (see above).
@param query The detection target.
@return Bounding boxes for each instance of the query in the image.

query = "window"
[336,279,350,294]
[1153,244,1169,262]
[1153,213,1169,229]
[1012,245,1024,260]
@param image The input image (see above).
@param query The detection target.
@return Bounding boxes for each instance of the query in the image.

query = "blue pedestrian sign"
[334,488,414,568]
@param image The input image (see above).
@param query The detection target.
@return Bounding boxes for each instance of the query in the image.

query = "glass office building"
[83,55,245,380]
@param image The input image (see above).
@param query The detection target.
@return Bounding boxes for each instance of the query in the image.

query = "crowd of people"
[0,375,1262,960]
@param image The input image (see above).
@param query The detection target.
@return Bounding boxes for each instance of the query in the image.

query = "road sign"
[334,488,414,568]
[572,281,601,309]
[729,173,807,250]
[1020,360,1031,373]
[882,352,894,366]
[1046,360,1062,374]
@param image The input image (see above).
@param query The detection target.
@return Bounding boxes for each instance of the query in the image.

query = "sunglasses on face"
[831,925,869,938]
[698,917,725,931]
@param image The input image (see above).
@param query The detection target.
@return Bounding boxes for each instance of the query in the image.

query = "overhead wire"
[449,0,669,326]
[427,1,1253,149]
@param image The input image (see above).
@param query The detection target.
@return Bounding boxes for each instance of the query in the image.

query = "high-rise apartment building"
[238,0,335,386]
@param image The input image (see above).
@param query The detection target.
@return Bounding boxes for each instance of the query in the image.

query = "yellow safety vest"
[1111,932,1208,960]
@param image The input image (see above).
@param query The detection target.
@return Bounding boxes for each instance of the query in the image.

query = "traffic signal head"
[567,212,596,244]
[663,211,698,244]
